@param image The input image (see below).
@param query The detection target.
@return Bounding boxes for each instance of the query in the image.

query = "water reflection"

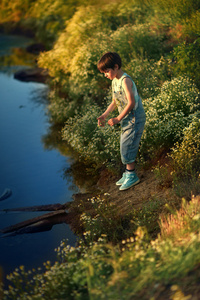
[42,124,100,193]
[0,35,78,283]
[0,47,36,69]
[0,34,36,74]
[0,34,33,55]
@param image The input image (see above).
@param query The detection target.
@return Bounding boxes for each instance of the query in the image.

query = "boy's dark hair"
[97,52,122,72]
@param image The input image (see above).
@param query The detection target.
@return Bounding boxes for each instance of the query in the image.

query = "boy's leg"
[117,120,145,188]
[119,133,140,190]
[118,121,145,190]
[126,162,135,171]
[116,127,136,186]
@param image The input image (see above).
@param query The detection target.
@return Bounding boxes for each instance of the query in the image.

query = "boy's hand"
[97,115,106,127]
[108,117,120,126]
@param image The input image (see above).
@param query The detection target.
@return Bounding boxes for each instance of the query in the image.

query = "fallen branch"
[0,210,68,235]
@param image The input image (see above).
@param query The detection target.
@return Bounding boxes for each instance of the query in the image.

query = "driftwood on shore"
[0,193,93,237]
[1,210,69,236]
[0,203,72,237]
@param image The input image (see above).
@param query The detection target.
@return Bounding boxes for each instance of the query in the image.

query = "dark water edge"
[0,34,82,287]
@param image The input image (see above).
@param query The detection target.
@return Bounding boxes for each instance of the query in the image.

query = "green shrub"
[112,23,164,62]
[125,57,170,99]
[38,6,115,97]
[47,90,80,124]
[62,98,121,167]
[183,11,200,40]
[151,0,200,23]
[67,34,112,100]
[140,77,200,160]
[170,113,200,178]
[172,38,200,88]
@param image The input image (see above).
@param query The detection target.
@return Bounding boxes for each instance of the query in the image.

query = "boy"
[97,52,146,191]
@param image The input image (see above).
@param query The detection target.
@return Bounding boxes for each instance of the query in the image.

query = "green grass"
[2,196,200,299]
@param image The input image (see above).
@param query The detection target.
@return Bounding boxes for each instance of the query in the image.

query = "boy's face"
[103,65,118,80]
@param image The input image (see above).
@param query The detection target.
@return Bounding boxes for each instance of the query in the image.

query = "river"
[0,35,78,284]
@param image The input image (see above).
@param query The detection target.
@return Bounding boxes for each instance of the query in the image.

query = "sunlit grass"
[2,196,200,299]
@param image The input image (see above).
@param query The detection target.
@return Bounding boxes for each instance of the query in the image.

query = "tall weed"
[170,113,200,178]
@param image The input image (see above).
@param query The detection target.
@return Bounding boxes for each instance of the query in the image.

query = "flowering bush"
[112,23,164,63]
[140,76,200,160]
[62,96,121,167]
[66,34,112,100]
[125,57,170,99]
[38,18,166,101]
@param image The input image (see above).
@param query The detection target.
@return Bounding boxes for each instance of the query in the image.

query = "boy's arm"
[108,77,135,126]
[97,101,116,127]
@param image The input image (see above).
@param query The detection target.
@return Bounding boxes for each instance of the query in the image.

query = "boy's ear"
[114,64,119,70]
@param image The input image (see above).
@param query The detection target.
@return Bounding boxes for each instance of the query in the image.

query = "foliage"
[76,194,163,245]
[47,90,80,124]
[170,113,200,178]
[62,99,121,168]
[150,0,200,24]
[37,6,114,94]
[140,77,200,160]
[2,196,200,299]
[112,23,164,62]
[0,0,79,47]
[38,20,165,100]
[172,38,200,88]
[182,10,200,40]
[125,57,170,99]
[1,0,199,46]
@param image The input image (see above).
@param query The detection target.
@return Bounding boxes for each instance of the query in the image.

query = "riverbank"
[1,1,200,296]
[68,164,180,242]
[2,177,200,299]
[0,30,196,246]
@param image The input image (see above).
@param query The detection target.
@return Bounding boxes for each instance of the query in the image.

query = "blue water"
[0,35,78,284]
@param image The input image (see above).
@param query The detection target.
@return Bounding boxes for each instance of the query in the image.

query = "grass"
[2,195,200,299]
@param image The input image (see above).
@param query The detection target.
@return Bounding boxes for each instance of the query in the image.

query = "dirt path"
[68,166,178,237]
[96,167,174,215]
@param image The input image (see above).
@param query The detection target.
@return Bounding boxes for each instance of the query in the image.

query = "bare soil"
[69,166,180,236]
[96,167,176,214]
